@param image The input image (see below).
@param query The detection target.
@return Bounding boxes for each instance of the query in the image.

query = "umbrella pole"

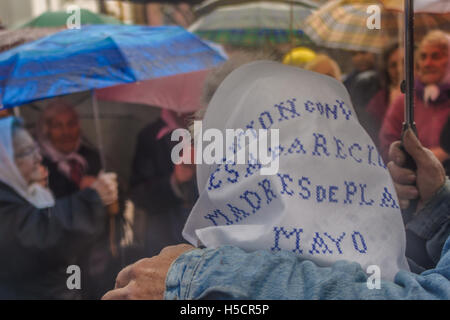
[91,91,106,168]
[397,12,404,90]
[403,0,416,134]
[401,0,418,157]
[91,91,118,258]
[401,0,418,213]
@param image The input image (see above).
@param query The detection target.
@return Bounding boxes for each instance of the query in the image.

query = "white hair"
[36,98,78,142]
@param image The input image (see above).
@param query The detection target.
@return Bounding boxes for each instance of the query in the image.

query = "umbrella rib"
[101,34,139,84]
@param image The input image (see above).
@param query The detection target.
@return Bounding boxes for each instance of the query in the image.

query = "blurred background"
[1,1,449,299]
[1,0,449,187]
[0,0,351,187]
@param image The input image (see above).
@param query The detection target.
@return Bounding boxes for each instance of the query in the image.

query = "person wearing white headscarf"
[102,61,450,301]
[0,116,118,299]
[183,60,410,280]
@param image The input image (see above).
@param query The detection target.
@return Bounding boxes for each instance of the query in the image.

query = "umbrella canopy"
[19,9,122,28]
[189,1,315,46]
[303,0,450,53]
[0,24,226,109]
[95,69,211,113]
[194,0,320,15]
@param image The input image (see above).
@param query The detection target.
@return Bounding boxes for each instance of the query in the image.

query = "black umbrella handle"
[400,122,417,171]
[400,122,418,213]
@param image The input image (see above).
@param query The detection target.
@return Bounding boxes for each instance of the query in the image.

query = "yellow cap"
[283,47,317,67]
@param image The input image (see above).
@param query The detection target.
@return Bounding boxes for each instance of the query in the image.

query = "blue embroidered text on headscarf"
[183,61,410,281]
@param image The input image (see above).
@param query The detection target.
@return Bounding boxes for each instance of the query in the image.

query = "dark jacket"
[129,119,197,257]
[40,145,121,300]
[0,181,106,299]
[42,145,102,199]
[129,119,179,202]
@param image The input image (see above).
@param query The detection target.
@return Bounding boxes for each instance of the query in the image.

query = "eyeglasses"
[14,143,41,160]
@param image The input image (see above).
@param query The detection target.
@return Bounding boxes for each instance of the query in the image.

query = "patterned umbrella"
[0,24,225,109]
[303,0,450,53]
[194,0,320,15]
[189,1,316,46]
[381,0,450,13]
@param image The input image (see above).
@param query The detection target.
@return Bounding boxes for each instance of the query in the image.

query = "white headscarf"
[183,61,409,281]
[0,116,55,209]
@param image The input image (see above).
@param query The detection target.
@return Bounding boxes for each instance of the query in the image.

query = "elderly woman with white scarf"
[0,116,118,299]
[103,59,449,300]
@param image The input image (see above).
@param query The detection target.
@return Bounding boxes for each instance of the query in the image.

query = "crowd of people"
[0,99,197,299]
[0,28,448,300]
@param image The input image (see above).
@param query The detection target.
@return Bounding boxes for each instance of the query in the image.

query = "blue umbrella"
[0,24,226,109]
[0,25,226,257]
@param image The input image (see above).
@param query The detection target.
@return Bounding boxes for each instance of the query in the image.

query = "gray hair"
[192,50,277,132]
[420,30,449,52]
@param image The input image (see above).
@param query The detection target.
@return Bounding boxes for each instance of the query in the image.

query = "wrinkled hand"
[388,129,446,211]
[91,172,118,206]
[102,244,195,300]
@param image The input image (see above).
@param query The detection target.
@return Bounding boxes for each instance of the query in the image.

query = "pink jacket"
[379,93,450,161]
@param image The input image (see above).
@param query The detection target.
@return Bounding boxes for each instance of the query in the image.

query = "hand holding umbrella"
[91,172,119,208]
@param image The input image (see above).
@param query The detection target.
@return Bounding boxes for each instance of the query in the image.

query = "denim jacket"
[403,179,450,272]
[165,182,450,300]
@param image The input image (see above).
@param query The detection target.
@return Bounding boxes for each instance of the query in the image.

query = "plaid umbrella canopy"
[193,0,321,14]
[303,0,450,53]
[189,1,316,47]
